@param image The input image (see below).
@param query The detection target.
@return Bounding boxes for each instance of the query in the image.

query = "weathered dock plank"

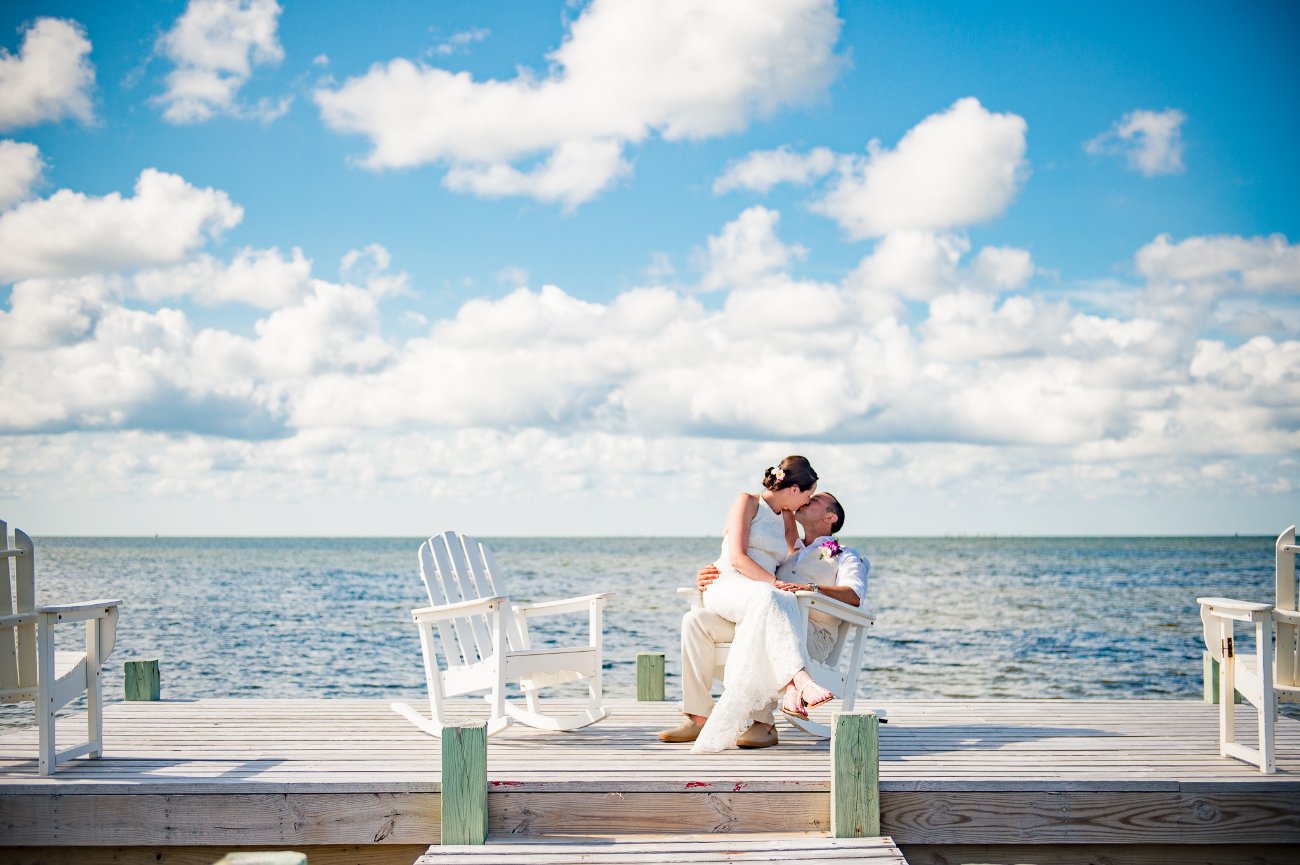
[415,832,908,864]
[0,697,1296,861]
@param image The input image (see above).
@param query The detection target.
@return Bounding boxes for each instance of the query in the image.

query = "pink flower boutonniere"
[818,539,843,560]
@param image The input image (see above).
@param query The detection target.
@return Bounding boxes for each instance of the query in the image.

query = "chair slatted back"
[418,531,514,668]
[0,522,36,694]
[1277,525,1298,689]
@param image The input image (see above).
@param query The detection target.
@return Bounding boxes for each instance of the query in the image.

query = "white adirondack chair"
[392,531,613,737]
[0,520,121,774]
[676,586,876,738]
[1198,525,1300,773]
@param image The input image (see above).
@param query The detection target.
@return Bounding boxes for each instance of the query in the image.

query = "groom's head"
[796,492,845,537]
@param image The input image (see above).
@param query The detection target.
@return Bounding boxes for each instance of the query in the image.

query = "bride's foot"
[780,686,809,720]
[780,681,834,720]
[800,681,833,709]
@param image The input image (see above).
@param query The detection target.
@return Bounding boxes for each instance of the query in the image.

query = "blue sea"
[3,535,1294,731]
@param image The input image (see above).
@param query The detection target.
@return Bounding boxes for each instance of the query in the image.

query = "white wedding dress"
[692,495,810,753]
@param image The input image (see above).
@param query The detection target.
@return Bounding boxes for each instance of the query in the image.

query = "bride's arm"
[724,492,777,584]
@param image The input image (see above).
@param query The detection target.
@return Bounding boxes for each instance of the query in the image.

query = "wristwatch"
[806,583,819,593]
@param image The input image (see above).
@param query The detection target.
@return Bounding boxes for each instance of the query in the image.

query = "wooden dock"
[1,698,1298,864]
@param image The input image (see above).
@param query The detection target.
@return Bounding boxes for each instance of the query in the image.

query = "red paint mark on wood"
[491,780,525,787]
[685,781,709,788]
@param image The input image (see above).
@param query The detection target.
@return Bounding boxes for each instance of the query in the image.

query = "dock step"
[417,832,907,863]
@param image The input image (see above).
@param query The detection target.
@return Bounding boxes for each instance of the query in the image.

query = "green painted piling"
[441,721,488,845]
[831,711,880,838]
[124,660,160,701]
[636,652,665,701]
[1202,651,1243,704]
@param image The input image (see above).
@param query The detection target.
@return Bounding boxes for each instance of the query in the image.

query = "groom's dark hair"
[826,496,846,534]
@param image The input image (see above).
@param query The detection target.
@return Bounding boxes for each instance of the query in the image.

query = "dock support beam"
[831,711,880,838]
[125,660,160,701]
[441,721,488,845]
[637,652,665,701]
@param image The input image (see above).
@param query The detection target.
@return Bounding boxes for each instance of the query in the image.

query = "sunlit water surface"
[3,535,1292,730]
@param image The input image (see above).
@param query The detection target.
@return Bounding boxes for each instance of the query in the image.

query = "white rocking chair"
[1198,524,1299,773]
[677,586,875,738]
[1,520,121,774]
[393,531,613,737]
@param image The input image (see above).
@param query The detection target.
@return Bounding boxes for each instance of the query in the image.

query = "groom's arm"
[828,547,868,606]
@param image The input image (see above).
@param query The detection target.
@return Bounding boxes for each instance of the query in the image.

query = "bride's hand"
[697,564,721,591]
[773,580,802,593]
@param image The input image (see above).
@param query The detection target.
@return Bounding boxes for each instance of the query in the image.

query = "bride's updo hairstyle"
[762,455,818,492]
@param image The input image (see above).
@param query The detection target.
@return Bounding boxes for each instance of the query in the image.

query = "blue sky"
[0,0,1297,536]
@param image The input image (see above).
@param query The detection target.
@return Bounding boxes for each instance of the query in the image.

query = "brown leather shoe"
[736,722,778,749]
[657,717,703,743]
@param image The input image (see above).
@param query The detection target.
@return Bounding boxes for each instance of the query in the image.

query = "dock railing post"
[1203,650,1243,704]
[831,710,880,838]
[636,651,665,701]
[125,659,161,701]
[441,720,488,845]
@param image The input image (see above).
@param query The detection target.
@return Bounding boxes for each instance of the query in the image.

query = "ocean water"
[2,534,1294,731]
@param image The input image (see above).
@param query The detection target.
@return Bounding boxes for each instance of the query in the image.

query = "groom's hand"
[697,564,720,591]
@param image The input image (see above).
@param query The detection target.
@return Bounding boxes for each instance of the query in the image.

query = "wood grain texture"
[636,653,665,702]
[831,711,879,838]
[123,660,160,702]
[416,833,906,864]
[0,846,429,865]
[1,698,1297,849]
[440,724,487,845]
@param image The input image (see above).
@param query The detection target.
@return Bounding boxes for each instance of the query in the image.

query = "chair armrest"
[1273,608,1300,626]
[0,611,37,628]
[795,591,876,628]
[1198,597,1273,623]
[676,587,704,608]
[412,596,506,623]
[37,599,122,623]
[516,593,614,618]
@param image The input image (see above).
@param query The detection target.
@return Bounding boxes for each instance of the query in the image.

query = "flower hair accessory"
[769,465,786,482]
[818,539,844,560]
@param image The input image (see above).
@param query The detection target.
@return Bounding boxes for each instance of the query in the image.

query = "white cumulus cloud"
[133,246,312,308]
[155,0,289,124]
[713,146,839,194]
[813,98,1028,239]
[1137,232,1300,291]
[0,168,243,282]
[1086,108,1186,176]
[0,139,44,209]
[0,17,95,131]
[698,206,806,292]
[314,0,843,206]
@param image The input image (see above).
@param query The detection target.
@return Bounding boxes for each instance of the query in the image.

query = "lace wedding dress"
[692,495,809,753]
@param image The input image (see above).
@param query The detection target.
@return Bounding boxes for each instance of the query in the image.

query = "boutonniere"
[817,539,843,560]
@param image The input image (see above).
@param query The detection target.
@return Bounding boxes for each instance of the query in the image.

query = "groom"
[657,492,869,748]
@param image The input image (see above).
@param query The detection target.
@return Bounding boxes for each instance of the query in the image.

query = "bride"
[691,455,835,753]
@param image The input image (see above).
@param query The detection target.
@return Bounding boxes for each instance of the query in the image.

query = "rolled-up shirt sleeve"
[834,548,869,605]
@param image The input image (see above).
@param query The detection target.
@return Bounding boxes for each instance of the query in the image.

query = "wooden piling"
[124,660,160,701]
[831,711,880,838]
[440,721,488,845]
[1203,651,1243,704]
[636,652,665,701]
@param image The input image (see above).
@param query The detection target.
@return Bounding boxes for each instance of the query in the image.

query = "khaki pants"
[680,607,836,724]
